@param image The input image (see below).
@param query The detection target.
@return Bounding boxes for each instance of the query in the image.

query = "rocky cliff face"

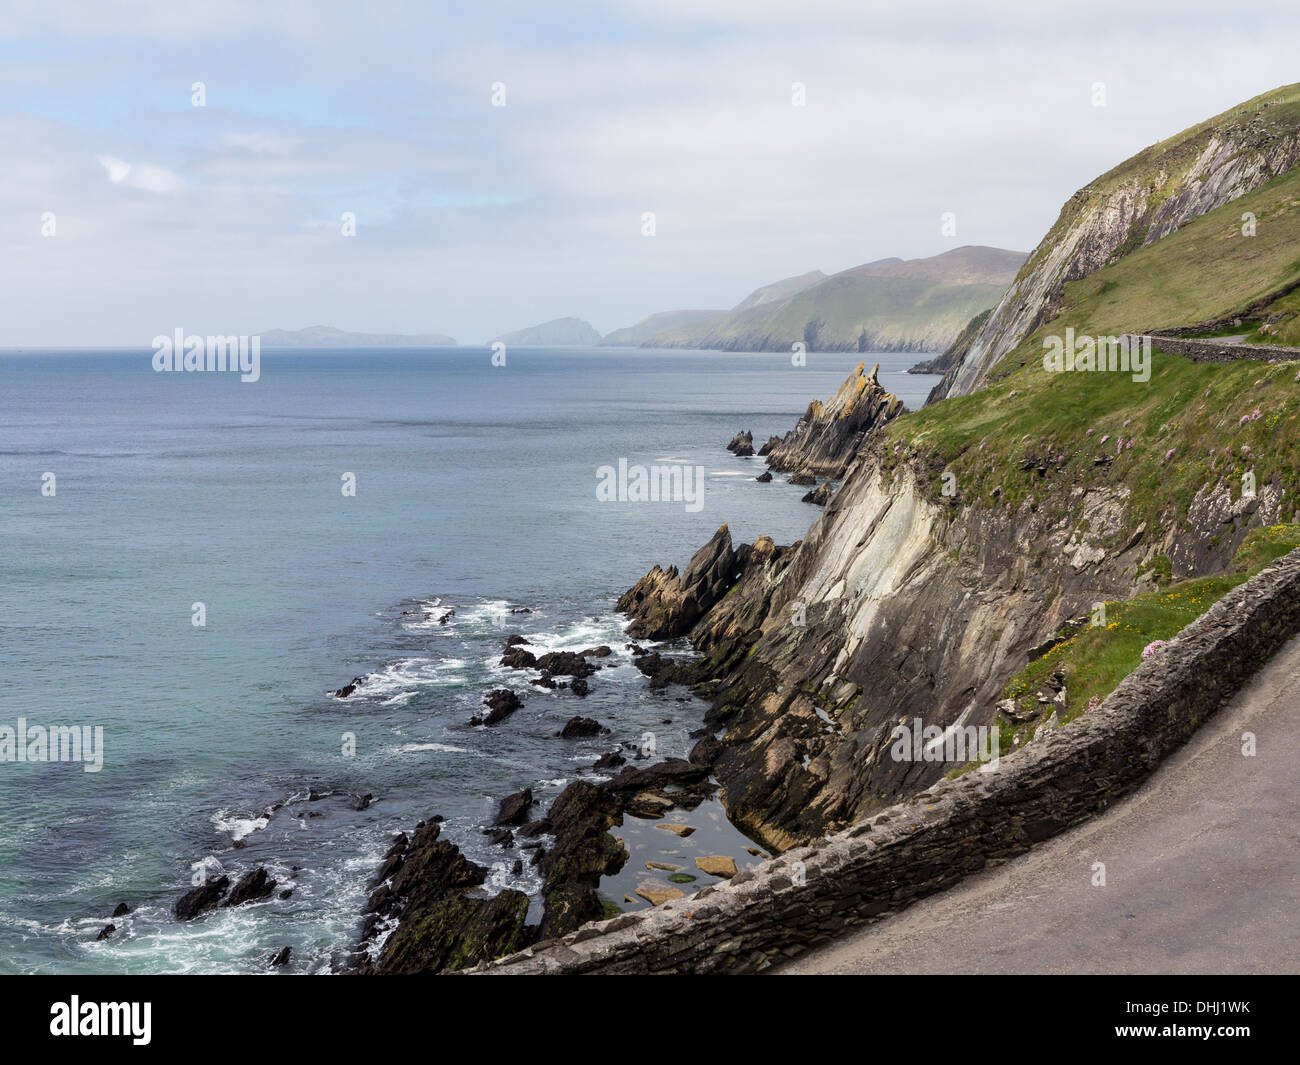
[763,361,903,480]
[935,84,1300,400]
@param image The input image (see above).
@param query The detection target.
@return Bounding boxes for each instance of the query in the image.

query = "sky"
[2,0,1298,346]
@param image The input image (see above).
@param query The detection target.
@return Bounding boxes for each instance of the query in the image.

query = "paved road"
[781,635,1300,975]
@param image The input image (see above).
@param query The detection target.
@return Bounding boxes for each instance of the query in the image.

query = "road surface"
[781,635,1300,974]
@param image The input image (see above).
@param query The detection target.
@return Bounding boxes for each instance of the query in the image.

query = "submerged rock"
[559,716,607,738]
[174,875,230,921]
[471,688,523,727]
[224,867,277,907]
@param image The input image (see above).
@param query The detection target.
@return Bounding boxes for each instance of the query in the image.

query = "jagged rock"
[96,924,115,941]
[471,688,523,727]
[533,651,597,677]
[500,646,537,669]
[726,429,754,456]
[537,781,627,940]
[494,788,534,826]
[270,946,291,967]
[376,890,532,974]
[764,362,904,479]
[174,875,230,920]
[801,482,833,506]
[224,867,277,907]
[616,524,737,640]
[757,436,784,457]
[569,676,590,698]
[756,470,773,483]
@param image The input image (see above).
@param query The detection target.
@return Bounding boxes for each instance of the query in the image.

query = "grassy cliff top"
[882,166,1300,559]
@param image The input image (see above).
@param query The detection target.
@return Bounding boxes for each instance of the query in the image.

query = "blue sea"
[0,346,939,974]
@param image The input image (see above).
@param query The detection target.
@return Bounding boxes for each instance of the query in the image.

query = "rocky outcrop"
[616,524,739,639]
[726,430,755,456]
[174,875,229,920]
[470,688,523,727]
[478,545,1300,974]
[358,818,534,974]
[935,85,1300,400]
[763,362,903,480]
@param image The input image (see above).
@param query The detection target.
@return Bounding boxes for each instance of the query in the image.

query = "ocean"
[0,346,939,973]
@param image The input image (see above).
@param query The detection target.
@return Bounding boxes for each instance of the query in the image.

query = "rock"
[757,435,784,457]
[504,634,529,648]
[518,818,551,838]
[559,716,607,738]
[533,650,598,678]
[593,750,626,771]
[500,646,537,670]
[726,429,754,455]
[511,859,523,876]
[646,861,681,871]
[627,792,673,818]
[95,924,115,940]
[111,902,130,918]
[331,676,365,698]
[376,890,532,974]
[484,828,515,847]
[224,867,277,907]
[789,472,816,486]
[695,855,738,879]
[270,946,291,967]
[668,873,697,884]
[537,781,627,940]
[802,481,834,506]
[472,688,523,727]
[578,645,613,658]
[494,788,534,826]
[617,524,738,640]
[174,875,230,920]
[756,470,773,483]
[764,362,904,479]
[654,823,695,837]
[635,882,685,906]
[279,888,294,900]
[569,676,590,698]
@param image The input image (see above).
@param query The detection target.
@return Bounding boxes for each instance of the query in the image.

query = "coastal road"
[780,635,1300,975]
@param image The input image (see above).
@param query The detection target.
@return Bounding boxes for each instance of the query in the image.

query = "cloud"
[96,154,182,193]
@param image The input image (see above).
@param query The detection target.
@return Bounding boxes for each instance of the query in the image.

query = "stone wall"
[1142,333,1300,364]
[472,546,1300,974]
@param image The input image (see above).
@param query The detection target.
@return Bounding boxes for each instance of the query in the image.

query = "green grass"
[991,525,1300,750]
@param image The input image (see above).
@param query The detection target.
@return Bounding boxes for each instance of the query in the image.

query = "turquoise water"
[0,346,938,973]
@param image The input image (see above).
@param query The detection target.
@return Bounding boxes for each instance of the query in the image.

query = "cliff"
[934,83,1300,401]
[620,84,1300,856]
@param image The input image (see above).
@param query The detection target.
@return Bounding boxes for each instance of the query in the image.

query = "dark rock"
[789,472,816,486]
[518,818,551,838]
[569,676,590,698]
[504,634,530,648]
[174,875,230,921]
[756,470,773,483]
[494,788,534,826]
[559,716,608,738]
[726,429,754,455]
[757,435,784,457]
[500,646,537,669]
[224,867,277,907]
[111,902,130,918]
[593,750,626,771]
[376,889,532,974]
[802,481,834,506]
[270,946,291,967]
[484,828,515,848]
[332,676,365,698]
[96,924,115,941]
[533,650,597,678]
[473,688,523,727]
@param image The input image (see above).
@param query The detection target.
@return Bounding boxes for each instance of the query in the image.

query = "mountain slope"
[936,82,1300,400]
[641,246,1025,353]
[601,309,728,347]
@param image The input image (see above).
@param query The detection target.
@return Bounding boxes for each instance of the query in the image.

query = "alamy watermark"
[1043,329,1150,383]
[596,459,705,513]
[1,719,104,772]
[152,328,261,382]
[890,717,1000,771]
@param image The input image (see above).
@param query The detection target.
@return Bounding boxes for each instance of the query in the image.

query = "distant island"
[260,325,457,347]
[491,316,603,347]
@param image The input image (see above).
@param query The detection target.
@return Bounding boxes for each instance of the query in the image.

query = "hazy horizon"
[5,0,1299,345]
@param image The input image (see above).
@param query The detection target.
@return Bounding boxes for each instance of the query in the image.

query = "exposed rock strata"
[763,362,903,480]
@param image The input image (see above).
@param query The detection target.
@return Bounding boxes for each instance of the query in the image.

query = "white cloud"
[96,154,182,193]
